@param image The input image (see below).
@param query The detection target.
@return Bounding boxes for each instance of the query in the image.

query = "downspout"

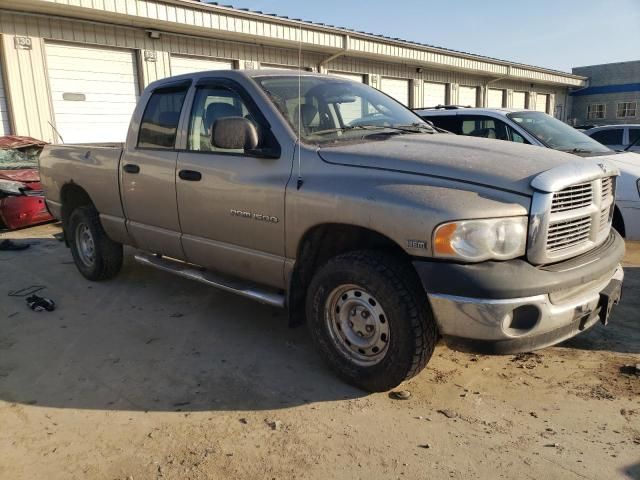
[318,35,349,74]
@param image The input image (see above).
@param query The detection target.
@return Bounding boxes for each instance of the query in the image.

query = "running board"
[134,253,286,308]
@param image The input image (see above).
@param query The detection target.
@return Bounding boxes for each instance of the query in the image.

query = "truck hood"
[317,133,585,195]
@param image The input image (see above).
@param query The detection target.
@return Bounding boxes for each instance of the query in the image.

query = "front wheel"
[68,206,123,281]
[306,251,438,392]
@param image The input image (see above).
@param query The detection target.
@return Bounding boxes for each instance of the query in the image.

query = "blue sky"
[212,0,640,72]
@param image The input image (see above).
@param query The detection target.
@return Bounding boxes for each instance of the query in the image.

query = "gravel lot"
[1,223,638,480]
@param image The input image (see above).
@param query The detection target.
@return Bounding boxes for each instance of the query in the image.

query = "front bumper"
[413,231,625,354]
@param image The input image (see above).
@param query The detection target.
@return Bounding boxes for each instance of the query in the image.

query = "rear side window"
[138,86,189,149]
[590,129,623,147]
[629,128,640,145]
[423,115,461,134]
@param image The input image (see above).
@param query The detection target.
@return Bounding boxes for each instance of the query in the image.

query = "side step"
[134,253,286,308]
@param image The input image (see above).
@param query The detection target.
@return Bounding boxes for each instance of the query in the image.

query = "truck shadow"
[0,236,363,412]
[1,232,639,413]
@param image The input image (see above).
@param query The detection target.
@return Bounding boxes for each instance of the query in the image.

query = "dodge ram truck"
[40,70,625,392]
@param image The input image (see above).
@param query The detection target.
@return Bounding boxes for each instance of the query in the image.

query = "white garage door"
[513,91,527,109]
[46,43,139,143]
[380,77,410,106]
[536,94,549,113]
[171,55,234,76]
[0,62,10,135]
[458,86,478,107]
[260,64,300,70]
[329,72,366,124]
[423,82,446,107]
[329,72,364,83]
[487,89,505,108]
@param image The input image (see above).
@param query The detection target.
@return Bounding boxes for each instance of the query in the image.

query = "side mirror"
[211,117,259,151]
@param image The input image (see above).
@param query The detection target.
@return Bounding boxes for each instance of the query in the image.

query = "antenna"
[48,120,65,144]
[296,23,303,190]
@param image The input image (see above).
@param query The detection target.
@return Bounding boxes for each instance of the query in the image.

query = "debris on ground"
[418,443,431,449]
[265,419,283,431]
[389,390,411,400]
[8,285,45,297]
[619,364,640,376]
[437,409,458,419]
[511,352,544,369]
[26,294,55,312]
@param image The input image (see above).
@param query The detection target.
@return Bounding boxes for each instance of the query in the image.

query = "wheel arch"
[287,223,412,326]
[613,204,625,238]
[60,183,96,243]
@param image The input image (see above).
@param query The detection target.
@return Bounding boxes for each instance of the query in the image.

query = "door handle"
[179,170,202,181]
[123,163,140,174]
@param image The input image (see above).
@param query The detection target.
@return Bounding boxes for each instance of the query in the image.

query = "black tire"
[67,206,123,281]
[306,250,438,392]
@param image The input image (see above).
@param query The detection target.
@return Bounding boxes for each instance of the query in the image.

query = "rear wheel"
[306,251,438,392]
[68,206,123,281]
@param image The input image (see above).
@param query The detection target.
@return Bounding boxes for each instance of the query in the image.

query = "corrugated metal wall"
[0,9,571,141]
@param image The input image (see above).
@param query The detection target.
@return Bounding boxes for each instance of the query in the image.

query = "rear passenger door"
[176,79,290,289]
[120,81,190,259]
[458,115,530,144]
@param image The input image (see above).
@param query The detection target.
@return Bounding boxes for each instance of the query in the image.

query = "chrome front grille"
[550,182,593,213]
[528,174,617,264]
[546,215,592,253]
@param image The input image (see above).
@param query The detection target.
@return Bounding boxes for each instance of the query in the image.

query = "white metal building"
[0,0,586,143]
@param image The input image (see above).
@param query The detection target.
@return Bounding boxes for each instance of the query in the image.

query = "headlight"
[0,179,28,196]
[433,216,528,262]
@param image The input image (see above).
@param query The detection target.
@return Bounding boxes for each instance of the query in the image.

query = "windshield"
[507,111,611,154]
[0,146,42,170]
[255,75,432,144]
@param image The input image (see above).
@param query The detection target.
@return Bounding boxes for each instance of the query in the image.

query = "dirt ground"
[0,223,638,480]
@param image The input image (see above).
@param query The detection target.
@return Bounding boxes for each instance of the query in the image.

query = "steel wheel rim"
[325,284,390,366]
[75,222,96,267]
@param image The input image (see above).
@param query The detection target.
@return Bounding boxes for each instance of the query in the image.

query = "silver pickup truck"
[40,70,624,392]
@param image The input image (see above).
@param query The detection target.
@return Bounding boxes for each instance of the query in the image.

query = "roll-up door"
[458,86,478,107]
[513,91,527,109]
[329,72,366,124]
[260,64,300,70]
[45,42,139,143]
[171,55,234,76]
[423,82,446,107]
[536,94,549,113]
[487,89,505,108]
[329,72,365,83]
[380,77,410,106]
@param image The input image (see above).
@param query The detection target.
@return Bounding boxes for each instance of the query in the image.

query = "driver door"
[176,80,291,289]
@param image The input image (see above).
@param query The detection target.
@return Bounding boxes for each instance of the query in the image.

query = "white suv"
[583,124,640,153]
[416,107,640,240]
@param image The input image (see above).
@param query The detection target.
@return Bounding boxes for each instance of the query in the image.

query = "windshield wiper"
[391,123,435,133]
[559,147,592,154]
[311,125,390,136]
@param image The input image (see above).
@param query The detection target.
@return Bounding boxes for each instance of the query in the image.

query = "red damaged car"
[0,136,54,230]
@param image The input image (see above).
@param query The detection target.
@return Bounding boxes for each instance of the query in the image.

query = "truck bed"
[39,143,125,223]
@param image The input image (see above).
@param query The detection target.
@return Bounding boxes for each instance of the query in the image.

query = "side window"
[461,116,498,139]
[508,127,528,144]
[187,86,252,152]
[590,129,623,146]
[138,86,188,149]
[628,128,640,146]
[423,116,460,134]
